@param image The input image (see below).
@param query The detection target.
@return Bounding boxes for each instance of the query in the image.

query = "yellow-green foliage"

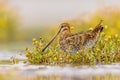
[25,34,120,64]
[0,2,18,42]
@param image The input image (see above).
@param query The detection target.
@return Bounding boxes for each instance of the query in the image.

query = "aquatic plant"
[25,33,120,64]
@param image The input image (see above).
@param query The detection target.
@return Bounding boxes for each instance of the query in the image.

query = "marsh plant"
[25,8,120,65]
[25,32,120,65]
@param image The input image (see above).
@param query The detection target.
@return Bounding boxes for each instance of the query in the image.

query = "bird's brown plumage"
[42,20,104,53]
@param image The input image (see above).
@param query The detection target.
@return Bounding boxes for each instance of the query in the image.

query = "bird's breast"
[59,35,82,53]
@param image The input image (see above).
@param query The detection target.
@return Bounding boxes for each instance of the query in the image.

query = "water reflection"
[0,51,120,80]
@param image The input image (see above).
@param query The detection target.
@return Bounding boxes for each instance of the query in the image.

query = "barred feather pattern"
[59,23,103,53]
[42,20,103,53]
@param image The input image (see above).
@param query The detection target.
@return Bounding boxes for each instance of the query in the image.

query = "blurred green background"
[0,0,120,50]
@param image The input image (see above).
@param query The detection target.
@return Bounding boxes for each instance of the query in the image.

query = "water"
[0,51,120,80]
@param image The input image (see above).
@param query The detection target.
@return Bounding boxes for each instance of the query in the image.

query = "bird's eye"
[61,26,64,28]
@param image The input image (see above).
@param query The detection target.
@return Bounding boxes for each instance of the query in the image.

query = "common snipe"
[42,20,104,53]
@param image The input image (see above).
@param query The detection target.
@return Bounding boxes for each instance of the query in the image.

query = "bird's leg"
[60,50,67,62]
[88,47,93,53]
[81,46,85,53]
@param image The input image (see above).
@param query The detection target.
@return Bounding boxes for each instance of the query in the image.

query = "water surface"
[0,51,120,80]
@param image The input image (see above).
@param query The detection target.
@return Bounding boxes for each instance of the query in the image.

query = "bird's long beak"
[42,27,61,52]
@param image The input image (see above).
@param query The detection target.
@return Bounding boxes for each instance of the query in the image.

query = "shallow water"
[0,51,120,80]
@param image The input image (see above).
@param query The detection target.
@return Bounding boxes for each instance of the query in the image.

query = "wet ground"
[0,50,120,80]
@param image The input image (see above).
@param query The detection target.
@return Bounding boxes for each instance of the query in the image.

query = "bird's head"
[59,23,71,36]
[60,23,70,31]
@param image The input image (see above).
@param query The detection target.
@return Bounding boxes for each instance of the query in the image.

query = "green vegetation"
[0,2,18,43]
[25,33,120,64]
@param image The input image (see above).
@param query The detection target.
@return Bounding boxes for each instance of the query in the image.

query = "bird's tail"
[92,20,104,33]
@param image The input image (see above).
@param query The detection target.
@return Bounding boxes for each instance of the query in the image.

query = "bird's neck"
[60,31,71,38]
